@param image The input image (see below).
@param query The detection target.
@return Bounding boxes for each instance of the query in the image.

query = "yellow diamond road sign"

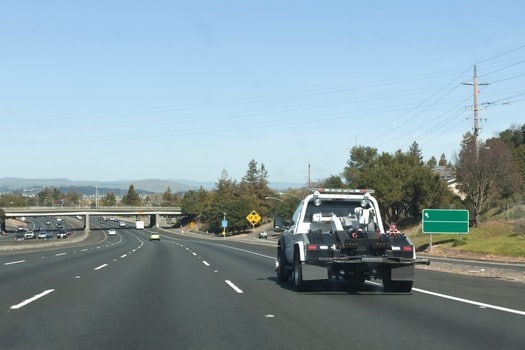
[246,210,261,225]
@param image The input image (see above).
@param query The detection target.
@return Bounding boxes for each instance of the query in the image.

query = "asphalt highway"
[1,226,524,350]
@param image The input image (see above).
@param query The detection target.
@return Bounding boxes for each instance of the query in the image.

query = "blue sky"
[1,1,524,184]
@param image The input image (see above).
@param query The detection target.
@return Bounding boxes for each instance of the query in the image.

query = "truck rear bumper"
[317,256,431,265]
[300,263,417,282]
[301,257,430,281]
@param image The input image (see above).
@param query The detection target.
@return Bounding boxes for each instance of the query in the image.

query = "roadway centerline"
[10,289,55,310]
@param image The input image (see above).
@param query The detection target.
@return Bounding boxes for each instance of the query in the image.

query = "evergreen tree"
[343,145,451,226]
[121,185,142,206]
[427,156,437,168]
[102,192,117,206]
[438,153,448,166]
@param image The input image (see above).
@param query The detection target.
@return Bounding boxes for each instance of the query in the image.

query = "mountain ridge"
[0,177,302,194]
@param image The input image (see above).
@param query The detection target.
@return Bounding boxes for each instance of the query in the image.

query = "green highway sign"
[422,209,469,234]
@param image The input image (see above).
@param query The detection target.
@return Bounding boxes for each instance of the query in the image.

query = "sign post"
[221,213,228,237]
[422,209,469,250]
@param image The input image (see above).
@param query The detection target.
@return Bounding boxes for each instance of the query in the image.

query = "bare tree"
[455,136,521,226]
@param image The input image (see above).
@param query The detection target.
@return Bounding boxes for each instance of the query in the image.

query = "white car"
[108,229,117,236]
[24,231,36,239]
[119,222,126,227]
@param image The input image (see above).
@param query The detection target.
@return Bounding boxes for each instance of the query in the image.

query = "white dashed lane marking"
[10,289,55,310]
[94,264,108,270]
[225,280,243,294]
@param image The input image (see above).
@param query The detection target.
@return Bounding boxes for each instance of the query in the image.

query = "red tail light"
[307,244,318,251]
[402,246,413,252]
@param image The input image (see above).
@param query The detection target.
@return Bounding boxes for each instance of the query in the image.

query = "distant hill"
[0,177,303,194]
[0,177,197,195]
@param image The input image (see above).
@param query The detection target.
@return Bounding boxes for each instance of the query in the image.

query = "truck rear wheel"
[293,254,307,291]
[277,248,291,282]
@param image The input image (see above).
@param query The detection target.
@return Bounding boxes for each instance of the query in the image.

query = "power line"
[475,44,525,65]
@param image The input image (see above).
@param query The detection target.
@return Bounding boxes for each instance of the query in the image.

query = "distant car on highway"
[24,231,36,239]
[259,231,268,239]
[119,221,126,227]
[149,232,160,241]
[108,229,117,236]
[57,231,67,238]
[38,231,49,239]
[15,233,25,241]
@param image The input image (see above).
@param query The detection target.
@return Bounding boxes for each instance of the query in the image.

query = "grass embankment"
[406,219,525,259]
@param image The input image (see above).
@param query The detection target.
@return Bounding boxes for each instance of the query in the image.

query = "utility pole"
[462,65,489,159]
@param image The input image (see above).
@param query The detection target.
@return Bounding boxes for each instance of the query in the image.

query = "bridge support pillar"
[149,213,160,228]
[84,213,90,233]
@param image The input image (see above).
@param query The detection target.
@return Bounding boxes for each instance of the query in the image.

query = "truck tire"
[277,247,291,283]
[293,253,306,291]
[383,268,413,293]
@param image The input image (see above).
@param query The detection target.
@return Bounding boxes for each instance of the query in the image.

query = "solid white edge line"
[55,253,67,256]
[368,281,525,316]
[10,289,55,310]
[225,280,243,293]
[186,240,525,316]
[412,288,525,316]
[94,264,108,270]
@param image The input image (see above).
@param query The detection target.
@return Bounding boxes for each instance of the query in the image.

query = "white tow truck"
[275,188,430,293]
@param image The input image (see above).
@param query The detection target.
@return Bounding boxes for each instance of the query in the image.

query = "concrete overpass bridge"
[1,206,182,232]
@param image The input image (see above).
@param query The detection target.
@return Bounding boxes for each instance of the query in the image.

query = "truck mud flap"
[302,264,329,281]
[390,265,415,281]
